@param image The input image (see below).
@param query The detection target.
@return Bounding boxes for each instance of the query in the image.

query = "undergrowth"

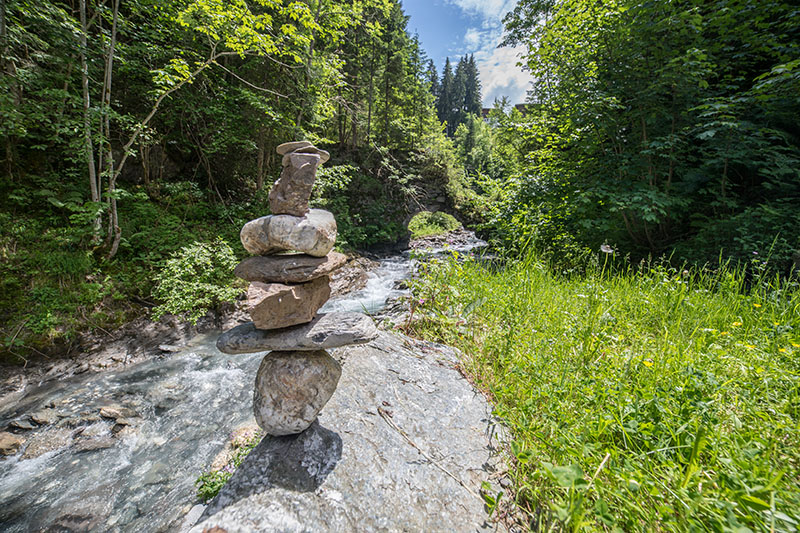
[195,428,263,503]
[407,211,461,240]
[407,251,800,531]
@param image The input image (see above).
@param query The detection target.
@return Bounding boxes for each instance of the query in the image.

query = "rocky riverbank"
[0,254,377,419]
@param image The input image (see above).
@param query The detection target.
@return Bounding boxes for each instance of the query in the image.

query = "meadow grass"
[407,252,800,531]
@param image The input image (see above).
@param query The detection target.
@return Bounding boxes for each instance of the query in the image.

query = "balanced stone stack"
[217,141,378,436]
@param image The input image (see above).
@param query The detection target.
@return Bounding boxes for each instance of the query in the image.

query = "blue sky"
[402,0,533,106]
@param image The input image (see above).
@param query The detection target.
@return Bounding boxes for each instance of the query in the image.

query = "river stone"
[247,276,331,330]
[10,418,36,430]
[0,432,24,456]
[281,146,330,166]
[269,152,321,216]
[234,252,347,284]
[30,408,59,425]
[20,427,73,460]
[253,350,341,436]
[216,312,378,354]
[190,331,505,533]
[240,209,336,257]
[276,140,313,155]
[99,405,138,420]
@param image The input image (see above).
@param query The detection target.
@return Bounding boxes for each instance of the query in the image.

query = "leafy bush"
[151,238,242,324]
[407,211,461,239]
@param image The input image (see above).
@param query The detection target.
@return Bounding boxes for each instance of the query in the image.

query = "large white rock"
[252,350,341,436]
[241,209,336,257]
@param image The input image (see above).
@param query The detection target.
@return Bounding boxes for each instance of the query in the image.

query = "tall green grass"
[407,252,800,531]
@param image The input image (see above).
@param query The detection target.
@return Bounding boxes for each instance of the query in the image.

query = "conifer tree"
[427,59,440,108]
[437,57,454,133]
[464,54,482,115]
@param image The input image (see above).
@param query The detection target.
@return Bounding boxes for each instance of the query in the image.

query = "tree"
[437,57,454,134]
[495,0,800,270]
[464,54,481,115]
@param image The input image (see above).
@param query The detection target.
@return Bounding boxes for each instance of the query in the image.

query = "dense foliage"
[407,210,461,240]
[0,0,470,359]
[408,252,800,531]
[488,0,800,272]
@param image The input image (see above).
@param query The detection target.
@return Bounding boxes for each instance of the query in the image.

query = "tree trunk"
[256,130,266,191]
[79,0,101,242]
[105,0,121,260]
[1,0,8,176]
[296,0,322,130]
[383,46,390,145]
[367,37,375,143]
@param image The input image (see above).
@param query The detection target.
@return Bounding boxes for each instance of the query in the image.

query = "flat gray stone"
[99,405,137,420]
[30,408,58,425]
[269,152,320,217]
[191,331,506,533]
[10,417,36,430]
[281,147,330,166]
[240,209,336,258]
[247,276,331,330]
[234,252,347,284]
[253,350,341,436]
[216,312,378,354]
[276,141,314,155]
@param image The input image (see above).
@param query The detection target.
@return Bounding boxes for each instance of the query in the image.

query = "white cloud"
[463,27,482,50]
[474,45,532,106]
[448,0,532,105]
[446,0,517,20]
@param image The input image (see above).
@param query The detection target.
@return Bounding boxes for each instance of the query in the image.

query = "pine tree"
[427,59,439,108]
[437,57,454,132]
[451,56,467,135]
[464,54,482,115]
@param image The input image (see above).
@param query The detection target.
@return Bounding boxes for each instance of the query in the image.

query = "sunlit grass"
[407,252,800,531]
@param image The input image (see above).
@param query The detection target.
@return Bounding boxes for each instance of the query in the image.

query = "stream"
[0,234,486,532]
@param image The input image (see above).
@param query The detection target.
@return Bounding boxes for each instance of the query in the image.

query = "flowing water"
[0,234,485,532]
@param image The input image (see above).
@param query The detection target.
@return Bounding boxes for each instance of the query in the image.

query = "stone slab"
[276,141,313,155]
[216,312,378,354]
[281,147,330,166]
[234,252,347,284]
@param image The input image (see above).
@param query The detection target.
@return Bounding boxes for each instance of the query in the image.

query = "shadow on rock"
[202,420,342,520]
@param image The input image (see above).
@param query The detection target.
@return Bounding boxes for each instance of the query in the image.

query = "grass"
[406,251,800,531]
[195,428,263,502]
[407,210,461,240]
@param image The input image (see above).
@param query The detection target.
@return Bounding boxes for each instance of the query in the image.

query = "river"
[0,234,485,532]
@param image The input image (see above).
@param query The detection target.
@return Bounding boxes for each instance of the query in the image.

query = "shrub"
[151,238,242,324]
[407,211,461,240]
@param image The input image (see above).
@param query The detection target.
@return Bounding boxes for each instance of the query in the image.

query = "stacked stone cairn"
[216,141,378,436]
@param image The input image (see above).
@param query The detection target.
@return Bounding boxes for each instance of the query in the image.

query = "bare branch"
[213,61,287,97]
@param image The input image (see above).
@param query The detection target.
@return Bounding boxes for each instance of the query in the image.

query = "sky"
[402,0,533,107]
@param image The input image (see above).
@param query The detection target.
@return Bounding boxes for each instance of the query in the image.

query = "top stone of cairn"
[269,141,330,217]
[276,140,313,155]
